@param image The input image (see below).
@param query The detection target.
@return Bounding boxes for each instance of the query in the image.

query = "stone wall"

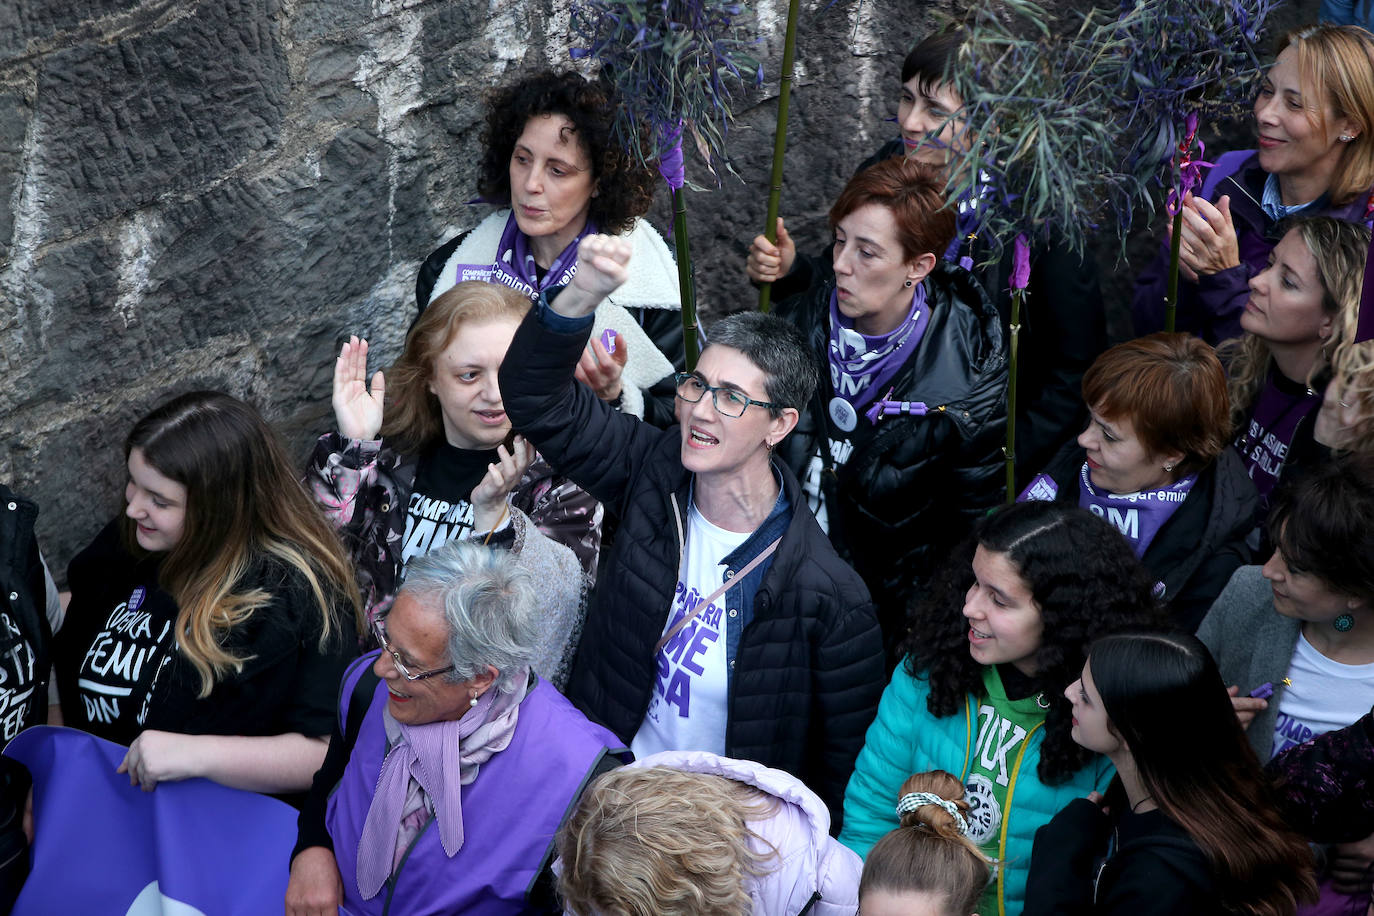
[0,0,1311,577]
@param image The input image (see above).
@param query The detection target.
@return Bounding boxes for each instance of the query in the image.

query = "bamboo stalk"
[1005,288,1023,503]
[672,186,700,369]
[1165,208,1183,332]
[756,0,803,313]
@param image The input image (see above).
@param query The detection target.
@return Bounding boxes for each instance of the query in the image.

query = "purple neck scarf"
[356,670,530,899]
[1076,463,1197,556]
[827,283,929,411]
[451,212,596,301]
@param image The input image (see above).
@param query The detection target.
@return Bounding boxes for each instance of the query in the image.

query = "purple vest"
[326,673,623,915]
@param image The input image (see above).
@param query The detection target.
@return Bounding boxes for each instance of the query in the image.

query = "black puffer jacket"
[1035,441,1258,632]
[774,262,1007,653]
[499,304,886,828]
[0,485,51,737]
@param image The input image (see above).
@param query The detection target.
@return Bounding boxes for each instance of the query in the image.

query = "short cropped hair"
[399,541,540,693]
[828,156,956,263]
[706,311,819,415]
[1268,453,1374,608]
[1081,333,1230,478]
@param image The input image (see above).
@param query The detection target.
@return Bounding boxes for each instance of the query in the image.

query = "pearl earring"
[469,695,479,707]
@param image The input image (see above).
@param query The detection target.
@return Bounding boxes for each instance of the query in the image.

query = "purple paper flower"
[1010,234,1031,291]
[658,123,685,190]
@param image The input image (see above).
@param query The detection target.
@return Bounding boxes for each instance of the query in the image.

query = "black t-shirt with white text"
[401,442,499,566]
[56,520,357,747]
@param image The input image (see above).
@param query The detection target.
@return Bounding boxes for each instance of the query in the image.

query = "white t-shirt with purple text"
[631,503,748,759]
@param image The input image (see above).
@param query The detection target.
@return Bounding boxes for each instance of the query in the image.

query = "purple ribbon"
[658,123,685,191]
[1010,233,1031,291]
[864,388,931,424]
[1166,112,1215,216]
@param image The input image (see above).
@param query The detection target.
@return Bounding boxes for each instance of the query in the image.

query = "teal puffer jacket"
[839,665,1114,915]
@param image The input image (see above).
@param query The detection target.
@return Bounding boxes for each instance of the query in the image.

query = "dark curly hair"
[478,70,656,236]
[899,501,1163,785]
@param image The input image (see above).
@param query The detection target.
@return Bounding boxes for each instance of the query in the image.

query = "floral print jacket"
[307,433,602,624]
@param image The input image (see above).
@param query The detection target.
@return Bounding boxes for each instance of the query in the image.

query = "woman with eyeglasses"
[499,236,885,827]
[771,155,1007,662]
[285,541,626,916]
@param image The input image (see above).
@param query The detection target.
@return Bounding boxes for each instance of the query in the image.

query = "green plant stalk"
[1165,208,1183,333]
[1005,287,1023,504]
[673,186,700,369]
[756,0,802,313]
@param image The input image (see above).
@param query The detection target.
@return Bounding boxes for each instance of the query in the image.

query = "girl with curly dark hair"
[838,500,1161,916]
[415,69,683,421]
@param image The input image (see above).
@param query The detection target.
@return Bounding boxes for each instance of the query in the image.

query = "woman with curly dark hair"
[839,500,1161,916]
[415,69,682,421]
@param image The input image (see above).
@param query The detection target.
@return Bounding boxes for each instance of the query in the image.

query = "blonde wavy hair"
[1221,217,1369,433]
[556,766,780,916]
[1275,25,1374,206]
[1325,322,1374,454]
[124,391,364,697]
[858,770,991,916]
[383,281,531,453]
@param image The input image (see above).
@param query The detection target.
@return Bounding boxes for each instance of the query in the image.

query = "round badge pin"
[828,396,858,432]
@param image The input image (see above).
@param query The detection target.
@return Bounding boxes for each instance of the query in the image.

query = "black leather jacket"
[774,262,1007,651]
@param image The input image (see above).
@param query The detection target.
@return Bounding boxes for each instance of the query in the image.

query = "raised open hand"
[470,435,536,534]
[333,336,386,441]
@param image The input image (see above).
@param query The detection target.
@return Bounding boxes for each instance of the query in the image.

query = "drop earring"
[1335,614,1356,633]
[469,694,480,707]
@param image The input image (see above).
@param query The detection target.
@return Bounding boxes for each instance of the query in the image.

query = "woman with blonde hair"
[556,751,862,916]
[1223,216,1369,506]
[1134,24,1374,342]
[858,771,991,916]
[309,280,596,686]
[1314,287,1374,454]
[56,391,363,794]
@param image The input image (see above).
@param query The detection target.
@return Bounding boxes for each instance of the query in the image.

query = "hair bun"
[893,771,971,840]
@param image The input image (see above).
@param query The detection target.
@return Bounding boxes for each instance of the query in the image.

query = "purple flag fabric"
[6,727,300,916]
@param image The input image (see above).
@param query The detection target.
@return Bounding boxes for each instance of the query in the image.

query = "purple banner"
[6,727,300,915]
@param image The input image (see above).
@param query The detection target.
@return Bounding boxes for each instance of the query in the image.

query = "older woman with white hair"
[284,542,626,916]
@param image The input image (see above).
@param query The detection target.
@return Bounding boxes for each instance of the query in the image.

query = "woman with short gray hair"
[285,542,625,916]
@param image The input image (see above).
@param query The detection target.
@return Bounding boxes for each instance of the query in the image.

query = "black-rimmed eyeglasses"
[674,372,780,419]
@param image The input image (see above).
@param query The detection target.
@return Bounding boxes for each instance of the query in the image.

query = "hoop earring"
[1164,463,1174,472]
[1335,614,1356,633]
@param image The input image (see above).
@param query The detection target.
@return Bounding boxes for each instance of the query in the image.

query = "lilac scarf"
[827,283,929,411]
[448,212,596,301]
[1076,463,1197,556]
[355,670,530,899]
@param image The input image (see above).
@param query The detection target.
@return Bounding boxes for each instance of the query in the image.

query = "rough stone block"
[32,0,288,239]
